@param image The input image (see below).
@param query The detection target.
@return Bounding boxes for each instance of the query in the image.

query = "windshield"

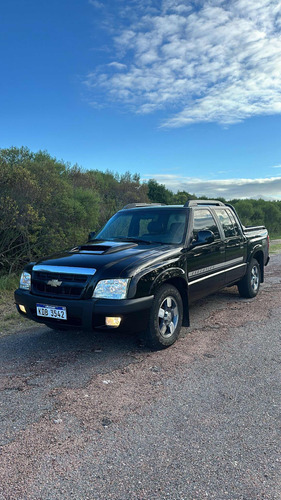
[96,208,187,245]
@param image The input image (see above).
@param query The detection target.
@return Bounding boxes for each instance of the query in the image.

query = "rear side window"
[215,209,236,238]
[193,209,220,240]
[227,210,242,236]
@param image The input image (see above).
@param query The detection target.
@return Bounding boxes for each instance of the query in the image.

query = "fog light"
[105,317,121,327]
[19,304,26,314]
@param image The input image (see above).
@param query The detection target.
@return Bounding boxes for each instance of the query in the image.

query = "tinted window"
[215,209,236,237]
[193,209,220,240]
[97,209,187,244]
[227,210,242,236]
[99,214,132,238]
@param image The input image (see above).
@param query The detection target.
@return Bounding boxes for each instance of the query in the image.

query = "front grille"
[32,271,90,299]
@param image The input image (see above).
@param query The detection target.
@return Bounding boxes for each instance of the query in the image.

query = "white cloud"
[88,0,103,8]
[108,62,127,70]
[142,174,281,200]
[85,0,281,127]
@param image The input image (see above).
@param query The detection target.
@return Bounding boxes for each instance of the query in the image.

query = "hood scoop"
[71,241,138,255]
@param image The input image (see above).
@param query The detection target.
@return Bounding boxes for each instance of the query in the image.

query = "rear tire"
[238,258,261,298]
[145,284,183,350]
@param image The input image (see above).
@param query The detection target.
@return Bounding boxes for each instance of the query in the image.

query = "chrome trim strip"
[189,263,246,285]
[188,257,243,278]
[32,265,96,275]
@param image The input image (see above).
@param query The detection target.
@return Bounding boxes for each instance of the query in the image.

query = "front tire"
[238,258,261,298]
[145,284,183,349]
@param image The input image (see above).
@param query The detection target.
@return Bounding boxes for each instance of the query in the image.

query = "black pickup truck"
[15,200,269,349]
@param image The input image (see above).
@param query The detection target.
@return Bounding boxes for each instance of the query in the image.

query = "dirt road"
[1,255,281,499]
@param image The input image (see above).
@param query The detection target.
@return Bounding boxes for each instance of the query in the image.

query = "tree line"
[1,146,280,274]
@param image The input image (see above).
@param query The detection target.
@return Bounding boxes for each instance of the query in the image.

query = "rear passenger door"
[214,208,247,285]
[187,208,225,301]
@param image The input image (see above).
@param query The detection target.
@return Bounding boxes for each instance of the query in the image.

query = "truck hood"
[31,240,182,279]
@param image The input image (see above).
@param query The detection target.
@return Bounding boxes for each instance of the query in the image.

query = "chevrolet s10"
[15,200,270,349]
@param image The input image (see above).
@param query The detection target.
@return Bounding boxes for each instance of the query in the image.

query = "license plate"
[36,303,67,320]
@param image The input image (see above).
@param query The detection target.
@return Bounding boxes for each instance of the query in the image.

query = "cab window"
[215,209,236,238]
[193,209,220,240]
[227,210,242,236]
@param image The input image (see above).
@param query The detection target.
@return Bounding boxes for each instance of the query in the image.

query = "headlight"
[19,271,31,290]
[93,279,130,299]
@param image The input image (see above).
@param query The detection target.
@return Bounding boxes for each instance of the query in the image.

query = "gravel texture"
[0,255,280,500]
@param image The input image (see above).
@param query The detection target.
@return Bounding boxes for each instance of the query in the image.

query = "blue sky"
[1,0,281,199]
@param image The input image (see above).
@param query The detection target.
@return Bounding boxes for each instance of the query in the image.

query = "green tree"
[147,179,173,204]
[231,200,254,226]
[172,190,197,205]
[0,147,101,272]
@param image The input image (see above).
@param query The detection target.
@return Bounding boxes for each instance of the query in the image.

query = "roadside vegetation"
[0,274,34,335]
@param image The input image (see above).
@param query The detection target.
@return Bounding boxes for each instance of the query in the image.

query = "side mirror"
[192,230,215,246]
[88,231,96,242]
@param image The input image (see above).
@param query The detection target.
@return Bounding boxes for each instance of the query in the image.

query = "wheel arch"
[150,273,189,327]
[252,250,264,282]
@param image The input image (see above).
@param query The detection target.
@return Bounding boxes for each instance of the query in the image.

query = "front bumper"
[14,289,154,332]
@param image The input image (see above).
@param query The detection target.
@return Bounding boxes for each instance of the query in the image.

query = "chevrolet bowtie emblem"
[47,279,63,287]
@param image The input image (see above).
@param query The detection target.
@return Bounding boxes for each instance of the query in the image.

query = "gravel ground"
[0,255,280,500]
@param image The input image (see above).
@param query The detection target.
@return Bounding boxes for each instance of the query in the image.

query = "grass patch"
[0,274,19,306]
[0,273,20,292]
[0,273,34,337]
[269,242,281,255]
[3,312,18,322]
